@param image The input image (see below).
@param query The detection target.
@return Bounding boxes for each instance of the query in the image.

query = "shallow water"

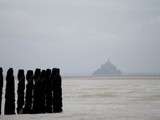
[1,77,160,120]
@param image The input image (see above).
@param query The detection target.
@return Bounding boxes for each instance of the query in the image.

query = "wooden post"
[4,68,15,115]
[23,70,33,114]
[45,69,52,113]
[17,69,25,114]
[0,68,3,114]
[38,70,46,113]
[32,68,41,114]
[51,68,63,113]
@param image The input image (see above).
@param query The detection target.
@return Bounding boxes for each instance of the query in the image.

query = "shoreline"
[63,75,160,80]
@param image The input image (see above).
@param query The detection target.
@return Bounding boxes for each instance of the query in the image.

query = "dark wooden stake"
[17,69,25,114]
[4,68,15,115]
[51,68,63,113]
[23,70,33,114]
[0,67,3,114]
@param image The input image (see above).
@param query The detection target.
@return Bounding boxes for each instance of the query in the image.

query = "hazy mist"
[0,0,160,75]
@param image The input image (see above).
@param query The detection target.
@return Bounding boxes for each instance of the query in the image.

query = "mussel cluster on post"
[0,67,63,115]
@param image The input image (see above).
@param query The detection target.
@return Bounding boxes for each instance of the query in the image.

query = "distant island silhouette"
[93,59,122,76]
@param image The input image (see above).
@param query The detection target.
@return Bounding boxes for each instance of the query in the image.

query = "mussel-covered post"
[52,68,63,113]
[4,68,15,115]
[0,67,3,114]
[45,69,52,113]
[17,69,25,114]
[39,70,46,113]
[32,68,41,113]
[24,70,34,114]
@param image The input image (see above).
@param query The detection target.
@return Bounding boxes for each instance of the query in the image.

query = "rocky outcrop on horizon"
[93,60,122,76]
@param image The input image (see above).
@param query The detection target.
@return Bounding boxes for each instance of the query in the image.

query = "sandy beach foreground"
[1,77,160,120]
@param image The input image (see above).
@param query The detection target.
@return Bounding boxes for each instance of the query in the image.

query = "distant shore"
[63,74,160,80]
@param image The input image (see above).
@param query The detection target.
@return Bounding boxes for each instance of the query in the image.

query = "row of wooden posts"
[0,67,62,115]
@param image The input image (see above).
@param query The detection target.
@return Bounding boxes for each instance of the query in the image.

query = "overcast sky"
[0,0,160,75]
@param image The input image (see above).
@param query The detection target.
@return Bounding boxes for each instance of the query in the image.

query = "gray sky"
[0,0,160,75]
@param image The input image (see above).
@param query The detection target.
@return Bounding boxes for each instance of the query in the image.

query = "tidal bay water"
[1,76,160,120]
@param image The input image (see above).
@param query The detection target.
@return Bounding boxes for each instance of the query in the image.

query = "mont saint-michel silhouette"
[93,59,122,75]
